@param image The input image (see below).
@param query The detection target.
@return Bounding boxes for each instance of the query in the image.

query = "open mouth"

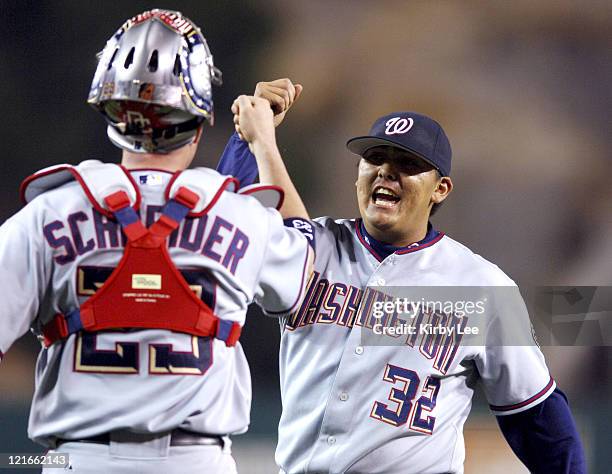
[371,186,400,208]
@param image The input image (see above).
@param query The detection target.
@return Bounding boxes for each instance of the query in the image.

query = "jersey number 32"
[370,364,441,435]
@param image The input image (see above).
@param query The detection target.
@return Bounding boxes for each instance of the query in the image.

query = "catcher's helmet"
[88,9,222,153]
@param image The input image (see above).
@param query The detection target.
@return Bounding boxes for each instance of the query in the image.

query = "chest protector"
[20,160,283,349]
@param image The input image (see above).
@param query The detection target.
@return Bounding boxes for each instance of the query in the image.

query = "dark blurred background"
[1,1,610,472]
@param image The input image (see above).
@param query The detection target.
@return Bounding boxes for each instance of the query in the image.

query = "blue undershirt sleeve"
[496,387,586,474]
[216,132,259,188]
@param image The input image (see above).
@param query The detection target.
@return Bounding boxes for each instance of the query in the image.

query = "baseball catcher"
[0,12,312,474]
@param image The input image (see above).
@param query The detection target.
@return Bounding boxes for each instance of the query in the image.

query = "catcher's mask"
[88,9,222,154]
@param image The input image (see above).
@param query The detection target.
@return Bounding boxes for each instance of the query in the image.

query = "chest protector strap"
[41,172,242,348]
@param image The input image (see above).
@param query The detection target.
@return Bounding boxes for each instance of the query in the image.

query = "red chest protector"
[21,161,282,349]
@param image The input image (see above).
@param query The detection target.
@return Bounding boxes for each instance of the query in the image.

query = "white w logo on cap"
[385,117,414,135]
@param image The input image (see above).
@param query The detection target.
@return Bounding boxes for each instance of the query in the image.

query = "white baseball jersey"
[276,217,554,474]
[0,164,310,448]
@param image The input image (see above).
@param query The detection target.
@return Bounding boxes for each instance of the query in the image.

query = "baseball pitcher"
[221,79,586,474]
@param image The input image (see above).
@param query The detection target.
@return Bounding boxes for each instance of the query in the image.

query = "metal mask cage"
[87,9,222,153]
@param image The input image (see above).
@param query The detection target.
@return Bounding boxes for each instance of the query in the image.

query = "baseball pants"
[42,432,236,474]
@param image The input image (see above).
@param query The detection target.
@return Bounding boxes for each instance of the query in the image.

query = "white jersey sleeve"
[476,285,555,416]
[0,209,50,358]
[253,208,310,316]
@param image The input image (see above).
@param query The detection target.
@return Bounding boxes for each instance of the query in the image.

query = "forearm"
[496,388,586,473]
[251,140,309,220]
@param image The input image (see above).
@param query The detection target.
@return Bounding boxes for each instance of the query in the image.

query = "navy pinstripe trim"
[395,231,445,254]
[354,220,384,262]
[490,376,554,412]
[354,219,445,261]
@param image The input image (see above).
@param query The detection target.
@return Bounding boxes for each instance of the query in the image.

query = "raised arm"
[216,79,302,189]
[232,92,309,220]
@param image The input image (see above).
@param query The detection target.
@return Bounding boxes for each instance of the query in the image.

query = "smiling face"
[355,146,453,247]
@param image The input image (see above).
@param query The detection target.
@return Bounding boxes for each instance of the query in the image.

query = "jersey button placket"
[339,392,349,402]
[327,435,336,445]
[355,346,364,355]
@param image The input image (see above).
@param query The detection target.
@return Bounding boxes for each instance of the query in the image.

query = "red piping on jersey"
[165,173,239,217]
[395,231,445,255]
[239,185,285,211]
[165,170,183,200]
[354,219,445,262]
[42,189,242,347]
[354,220,384,262]
[489,376,555,412]
[20,165,73,204]
[20,166,142,218]
[119,165,144,206]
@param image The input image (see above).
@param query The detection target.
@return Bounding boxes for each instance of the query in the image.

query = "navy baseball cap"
[346,112,452,176]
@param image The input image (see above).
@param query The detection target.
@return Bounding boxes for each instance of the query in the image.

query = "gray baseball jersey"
[276,217,553,474]
[0,164,310,447]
